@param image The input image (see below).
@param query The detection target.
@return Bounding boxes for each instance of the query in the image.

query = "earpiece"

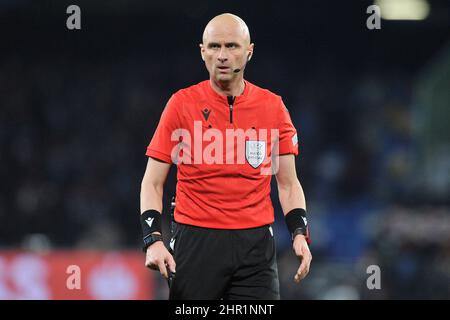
[233,52,253,73]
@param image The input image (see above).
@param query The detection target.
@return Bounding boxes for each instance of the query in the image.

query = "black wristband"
[285,208,310,243]
[140,209,162,239]
[142,233,163,252]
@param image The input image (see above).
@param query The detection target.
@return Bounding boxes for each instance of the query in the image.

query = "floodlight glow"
[375,0,430,20]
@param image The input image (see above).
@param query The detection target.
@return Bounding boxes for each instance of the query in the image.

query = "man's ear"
[248,43,255,61]
[199,43,205,62]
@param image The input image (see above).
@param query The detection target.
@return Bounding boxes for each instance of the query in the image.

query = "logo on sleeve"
[292,133,298,146]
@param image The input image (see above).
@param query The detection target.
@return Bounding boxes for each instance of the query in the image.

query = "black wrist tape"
[285,208,310,243]
[140,209,162,238]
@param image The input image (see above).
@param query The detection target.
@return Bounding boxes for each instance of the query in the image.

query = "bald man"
[139,13,312,300]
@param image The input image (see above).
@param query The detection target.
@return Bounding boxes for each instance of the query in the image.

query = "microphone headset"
[233,52,252,73]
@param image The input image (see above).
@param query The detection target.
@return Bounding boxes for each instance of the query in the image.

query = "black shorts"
[168,223,280,300]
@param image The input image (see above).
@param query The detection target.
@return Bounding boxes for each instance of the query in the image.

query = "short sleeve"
[146,94,182,164]
[278,98,299,156]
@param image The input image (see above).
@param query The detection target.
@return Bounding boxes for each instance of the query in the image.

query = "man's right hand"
[145,241,176,279]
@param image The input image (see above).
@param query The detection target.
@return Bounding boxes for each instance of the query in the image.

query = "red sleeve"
[145,94,182,164]
[277,98,299,156]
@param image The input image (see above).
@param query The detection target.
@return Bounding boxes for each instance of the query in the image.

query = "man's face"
[200,20,253,82]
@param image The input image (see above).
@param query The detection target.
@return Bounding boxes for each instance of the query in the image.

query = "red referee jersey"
[146,80,298,229]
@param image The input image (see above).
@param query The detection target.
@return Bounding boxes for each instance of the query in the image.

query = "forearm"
[277,180,306,216]
[140,182,164,214]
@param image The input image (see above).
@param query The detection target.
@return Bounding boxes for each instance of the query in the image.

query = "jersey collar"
[204,79,250,103]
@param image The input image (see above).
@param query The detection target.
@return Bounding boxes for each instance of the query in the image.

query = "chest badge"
[245,140,266,168]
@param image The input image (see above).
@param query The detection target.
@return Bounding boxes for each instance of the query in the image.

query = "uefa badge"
[245,140,266,168]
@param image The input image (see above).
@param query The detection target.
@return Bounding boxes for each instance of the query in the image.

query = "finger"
[293,246,303,282]
[295,256,308,283]
[297,253,312,282]
[145,257,158,270]
[166,254,176,274]
[146,262,158,271]
[295,248,304,260]
[158,260,168,279]
[301,259,311,279]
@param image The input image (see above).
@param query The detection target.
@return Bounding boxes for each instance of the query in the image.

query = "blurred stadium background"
[0,0,449,299]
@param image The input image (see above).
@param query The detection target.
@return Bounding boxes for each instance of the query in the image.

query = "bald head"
[202,13,251,45]
[200,13,254,86]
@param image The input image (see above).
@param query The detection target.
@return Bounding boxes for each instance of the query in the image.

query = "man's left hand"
[293,234,312,283]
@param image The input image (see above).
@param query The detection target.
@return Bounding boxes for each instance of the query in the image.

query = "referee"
[140,13,311,299]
